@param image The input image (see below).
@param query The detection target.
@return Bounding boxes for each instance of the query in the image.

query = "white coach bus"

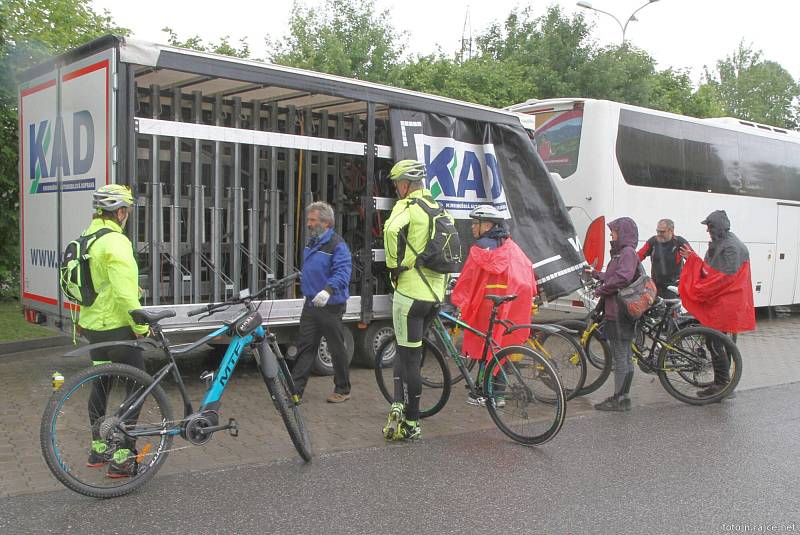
[507,98,800,308]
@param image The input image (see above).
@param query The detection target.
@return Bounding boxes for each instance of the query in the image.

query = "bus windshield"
[532,107,584,178]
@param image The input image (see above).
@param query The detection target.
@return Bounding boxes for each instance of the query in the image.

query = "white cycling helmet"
[93,184,134,213]
[469,204,505,223]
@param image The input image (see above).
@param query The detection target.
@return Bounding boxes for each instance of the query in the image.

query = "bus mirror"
[583,216,606,269]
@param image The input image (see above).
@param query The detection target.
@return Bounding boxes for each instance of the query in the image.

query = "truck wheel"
[355,321,394,369]
[312,326,355,376]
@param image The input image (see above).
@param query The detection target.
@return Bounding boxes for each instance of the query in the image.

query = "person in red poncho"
[450,205,537,406]
[679,209,755,398]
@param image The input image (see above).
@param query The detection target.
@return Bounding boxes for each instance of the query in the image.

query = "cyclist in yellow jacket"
[80,184,148,478]
[382,160,447,440]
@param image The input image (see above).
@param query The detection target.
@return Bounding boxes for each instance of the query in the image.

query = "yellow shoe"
[382,402,404,440]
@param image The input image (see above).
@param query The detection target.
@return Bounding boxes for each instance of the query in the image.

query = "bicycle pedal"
[228,418,238,437]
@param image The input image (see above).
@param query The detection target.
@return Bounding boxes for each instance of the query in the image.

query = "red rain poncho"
[679,210,755,333]
[679,254,755,333]
[451,239,537,360]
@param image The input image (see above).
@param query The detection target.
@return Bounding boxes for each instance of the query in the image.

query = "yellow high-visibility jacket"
[383,189,446,302]
[78,218,147,335]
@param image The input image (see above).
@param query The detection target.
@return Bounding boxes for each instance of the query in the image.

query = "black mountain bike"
[41,274,310,498]
[561,296,742,405]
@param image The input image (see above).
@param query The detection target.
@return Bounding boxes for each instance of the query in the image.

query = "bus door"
[771,204,800,305]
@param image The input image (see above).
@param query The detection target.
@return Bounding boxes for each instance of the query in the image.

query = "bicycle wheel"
[374,336,451,418]
[558,320,612,396]
[257,350,312,462]
[483,346,566,445]
[40,363,174,498]
[528,326,587,401]
[657,326,742,405]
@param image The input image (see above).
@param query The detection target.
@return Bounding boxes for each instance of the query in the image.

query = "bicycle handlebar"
[187,304,211,318]
[186,272,301,318]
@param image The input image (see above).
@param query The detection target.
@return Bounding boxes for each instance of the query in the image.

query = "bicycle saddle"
[485,294,517,306]
[130,308,177,325]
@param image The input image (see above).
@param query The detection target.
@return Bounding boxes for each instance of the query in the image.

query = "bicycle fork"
[258,336,302,405]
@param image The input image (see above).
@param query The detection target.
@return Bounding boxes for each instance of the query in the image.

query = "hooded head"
[701,210,731,241]
[608,217,638,254]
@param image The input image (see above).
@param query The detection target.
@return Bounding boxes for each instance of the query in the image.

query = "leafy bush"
[0,267,20,301]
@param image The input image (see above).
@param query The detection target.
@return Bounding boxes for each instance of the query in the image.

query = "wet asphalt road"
[2,382,798,535]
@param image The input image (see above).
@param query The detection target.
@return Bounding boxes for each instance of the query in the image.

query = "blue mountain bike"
[40,274,310,498]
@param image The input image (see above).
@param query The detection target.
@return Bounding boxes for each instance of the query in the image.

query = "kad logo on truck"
[417,135,508,219]
[28,111,96,194]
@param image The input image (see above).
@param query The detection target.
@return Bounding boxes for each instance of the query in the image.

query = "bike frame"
[584,300,703,373]
[117,322,262,439]
[432,304,531,397]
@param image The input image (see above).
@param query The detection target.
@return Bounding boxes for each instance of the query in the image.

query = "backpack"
[59,228,115,306]
[412,197,463,273]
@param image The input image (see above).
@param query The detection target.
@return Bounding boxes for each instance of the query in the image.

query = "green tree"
[476,6,594,101]
[162,27,251,59]
[268,0,403,82]
[682,82,725,119]
[0,0,127,290]
[391,53,527,108]
[578,45,660,105]
[701,42,800,128]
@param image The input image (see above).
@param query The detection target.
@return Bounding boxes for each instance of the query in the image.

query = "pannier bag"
[617,265,657,320]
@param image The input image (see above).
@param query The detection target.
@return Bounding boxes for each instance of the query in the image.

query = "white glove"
[312,290,331,307]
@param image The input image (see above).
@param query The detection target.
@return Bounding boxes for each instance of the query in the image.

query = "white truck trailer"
[18,35,585,372]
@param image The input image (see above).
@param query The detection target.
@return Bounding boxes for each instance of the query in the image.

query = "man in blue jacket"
[291,201,353,402]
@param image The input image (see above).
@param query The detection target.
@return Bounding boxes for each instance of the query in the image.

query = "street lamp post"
[576,0,660,44]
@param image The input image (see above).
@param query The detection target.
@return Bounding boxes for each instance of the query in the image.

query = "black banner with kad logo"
[389,109,584,301]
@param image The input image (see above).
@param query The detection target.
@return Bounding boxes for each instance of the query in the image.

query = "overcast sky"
[91,0,800,85]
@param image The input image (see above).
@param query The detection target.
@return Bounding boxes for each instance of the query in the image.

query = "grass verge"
[0,300,53,341]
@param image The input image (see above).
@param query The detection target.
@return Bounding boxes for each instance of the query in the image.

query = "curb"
[0,336,73,356]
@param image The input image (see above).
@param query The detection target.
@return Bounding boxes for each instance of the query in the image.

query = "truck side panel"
[19,49,116,327]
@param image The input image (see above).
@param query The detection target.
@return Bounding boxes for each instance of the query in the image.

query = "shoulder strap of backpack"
[412,197,440,241]
[395,208,442,305]
[83,227,116,254]
[413,196,441,215]
[318,232,343,255]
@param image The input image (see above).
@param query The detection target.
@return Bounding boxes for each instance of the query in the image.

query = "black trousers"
[393,299,438,422]
[708,336,731,385]
[291,302,350,396]
[82,326,145,448]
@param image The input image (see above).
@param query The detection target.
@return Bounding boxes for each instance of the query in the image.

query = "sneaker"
[397,420,421,440]
[466,392,486,406]
[383,402,405,440]
[697,383,727,397]
[86,440,112,468]
[594,396,630,412]
[107,449,139,479]
[326,392,351,403]
[490,397,506,408]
